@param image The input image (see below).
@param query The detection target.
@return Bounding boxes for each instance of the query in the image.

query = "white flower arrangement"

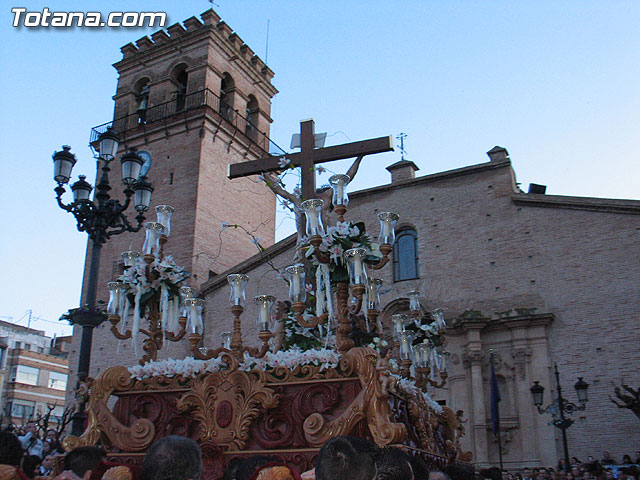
[128,356,225,380]
[128,348,341,380]
[392,373,443,414]
[120,255,189,295]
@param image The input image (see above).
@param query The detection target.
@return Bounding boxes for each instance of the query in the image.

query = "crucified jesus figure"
[261,155,364,251]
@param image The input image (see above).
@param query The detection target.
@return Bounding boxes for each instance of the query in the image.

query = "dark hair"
[22,455,42,479]
[0,431,24,466]
[409,454,430,480]
[141,435,202,480]
[221,457,245,480]
[480,467,502,480]
[315,436,377,480]
[443,464,476,480]
[63,446,107,477]
[235,455,278,480]
[376,447,413,480]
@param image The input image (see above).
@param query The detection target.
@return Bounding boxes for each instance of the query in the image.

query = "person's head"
[622,455,632,464]
[376,447,413,480]
[42,454,56,471]
[63,446,107,480]
[45,429,57,442]
[25,421,38,435]
[603,453,611,460]
[409,455,430,480]
[566,472,574,480]
[442,464,476,480]
[141,435,202,480]
[523,469,533,479]
[315,436,377,480]
[571,466,580,476]
[0,431,24,466]
[43,440,53,455]
[22,454,42,479]
[221,457,244,480]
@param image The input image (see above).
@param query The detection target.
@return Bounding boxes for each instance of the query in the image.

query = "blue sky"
[1,1,638,337]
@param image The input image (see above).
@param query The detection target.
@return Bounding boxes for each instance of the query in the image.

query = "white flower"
[279,156,291,168]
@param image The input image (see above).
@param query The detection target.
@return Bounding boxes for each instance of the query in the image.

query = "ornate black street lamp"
[52,129,153,434]
[530,364,589,471]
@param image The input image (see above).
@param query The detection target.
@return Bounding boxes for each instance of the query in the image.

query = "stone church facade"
[67,8,640,470]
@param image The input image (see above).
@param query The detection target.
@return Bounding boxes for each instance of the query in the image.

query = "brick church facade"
[67,9,640,469]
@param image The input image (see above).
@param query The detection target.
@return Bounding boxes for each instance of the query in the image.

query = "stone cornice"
[350,159,513,201]
[512,193,640,215]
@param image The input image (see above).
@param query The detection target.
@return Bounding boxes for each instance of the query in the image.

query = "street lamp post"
[530,364,589,471]
[52,129,154,435]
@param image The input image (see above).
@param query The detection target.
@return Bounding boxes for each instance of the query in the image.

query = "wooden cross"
[228,119,393,200]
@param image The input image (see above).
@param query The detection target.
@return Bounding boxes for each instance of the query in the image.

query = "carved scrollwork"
[176,369,278,450]
[263,364,342,384]
[63,366,155,453]
[303,347,406,447]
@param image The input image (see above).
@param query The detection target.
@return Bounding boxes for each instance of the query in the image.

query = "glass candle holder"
[301,199,325,236]
[254,295,275,331]
[432,308,446,329]
[185,298,204,334]
[121,251,141,267]
[377,212,399,245]
[221,332,232,349]
[328,174,350,207]
[398,331,415,361]
[155,205,174,237]
[438,352,448,373]
[180,286,199,316]
[142,222,164,255]
[345,248,368,285]
[414,343,429,368]
[366,278,383,310]
[107,281,127,315]
[227,274,249,307]
[408,290,421,313]
[285,264,306,303]
[391,313,409,340]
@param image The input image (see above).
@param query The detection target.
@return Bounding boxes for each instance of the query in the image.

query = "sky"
[1,1,638,338]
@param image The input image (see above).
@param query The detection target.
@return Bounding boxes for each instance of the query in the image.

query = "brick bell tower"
[69,9,278,380]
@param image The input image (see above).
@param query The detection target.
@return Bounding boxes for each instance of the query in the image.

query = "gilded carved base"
[66,348,470,469]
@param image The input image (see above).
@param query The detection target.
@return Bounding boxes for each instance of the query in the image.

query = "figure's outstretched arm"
[261,171,300,206]
[345,155,364,181]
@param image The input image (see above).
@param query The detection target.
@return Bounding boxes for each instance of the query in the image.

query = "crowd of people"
[1,424,638,480]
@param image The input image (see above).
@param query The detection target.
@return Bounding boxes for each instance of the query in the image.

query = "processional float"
[63,140,471,479]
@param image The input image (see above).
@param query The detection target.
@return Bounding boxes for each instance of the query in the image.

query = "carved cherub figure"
[376,348,397,397]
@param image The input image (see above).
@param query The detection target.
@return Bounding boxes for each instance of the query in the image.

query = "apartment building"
[0,321,71,427]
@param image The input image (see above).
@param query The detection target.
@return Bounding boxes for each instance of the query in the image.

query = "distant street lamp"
[52,129,153,435]
[530,364,589,471]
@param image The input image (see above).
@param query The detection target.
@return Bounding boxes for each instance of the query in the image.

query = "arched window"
[393,228,419,281]
[171,64,188,111]
[219,73,235,122]
[245,95,259,141]
[133,78,150,124]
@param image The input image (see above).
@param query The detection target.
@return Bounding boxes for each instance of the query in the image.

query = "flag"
[490,352,501,437]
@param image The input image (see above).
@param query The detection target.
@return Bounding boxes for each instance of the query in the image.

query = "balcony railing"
[90,88,285,156]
